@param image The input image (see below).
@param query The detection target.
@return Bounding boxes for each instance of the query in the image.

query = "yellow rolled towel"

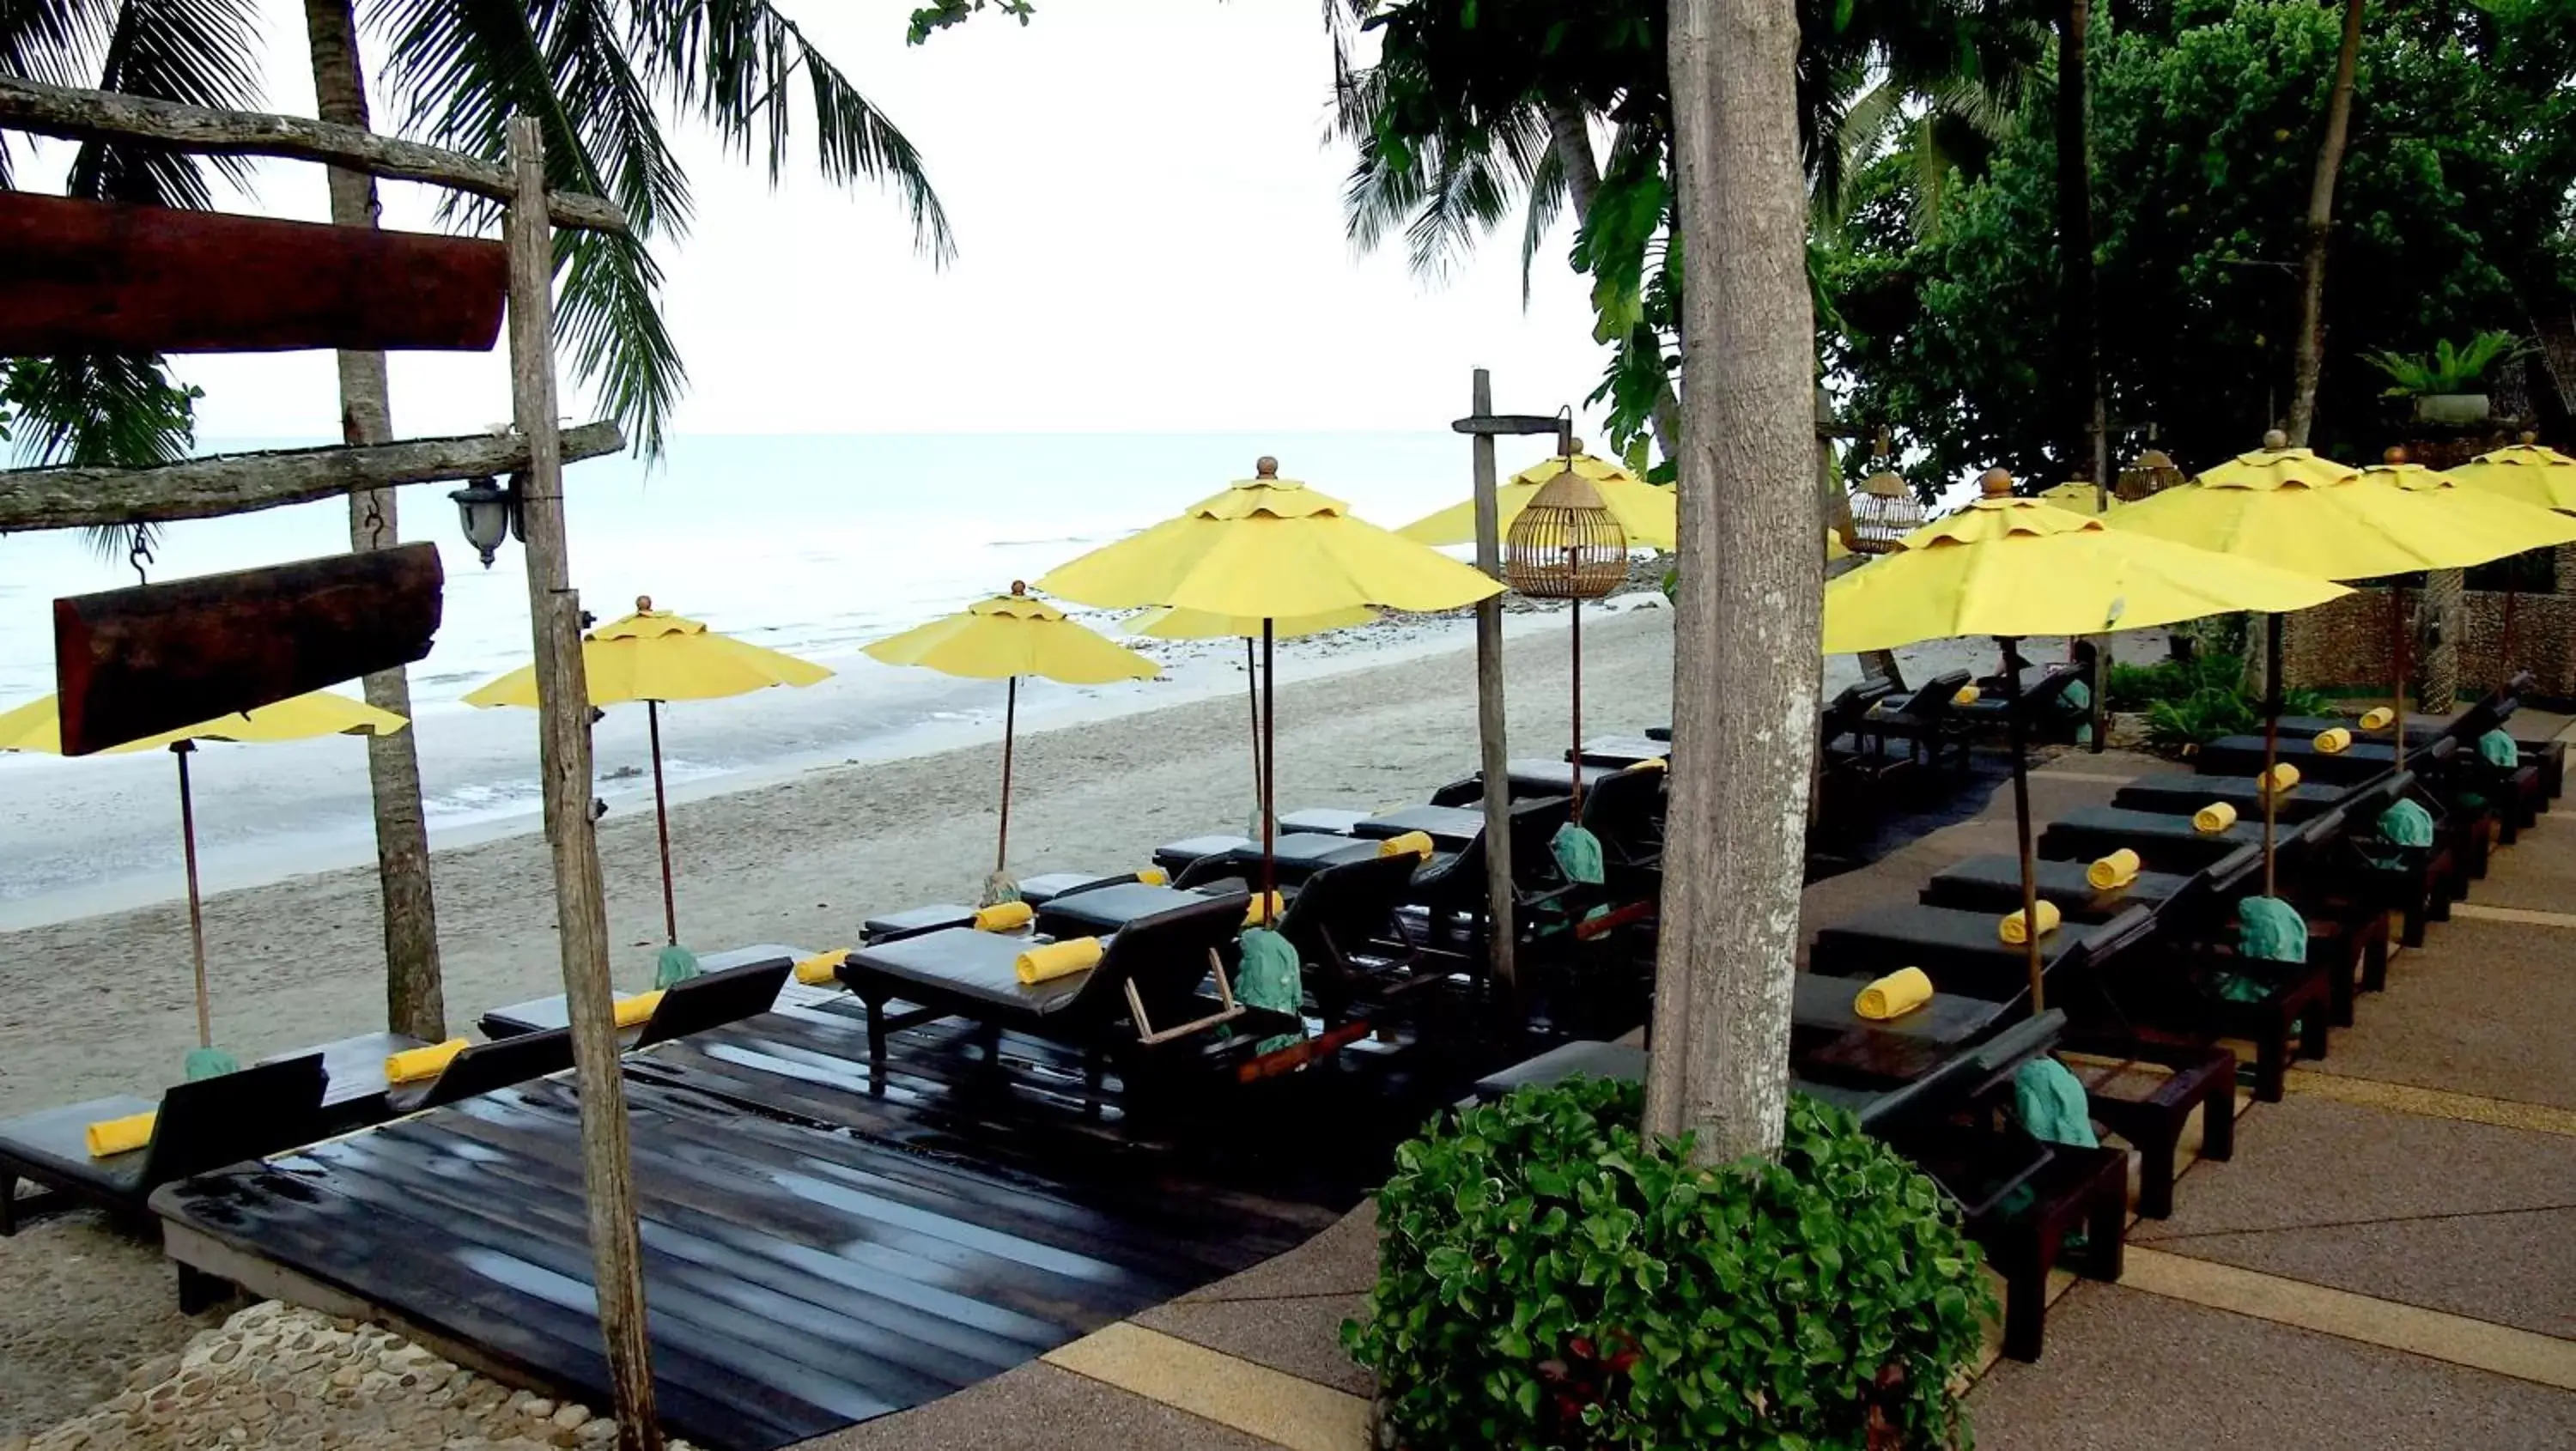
[1854,968,1934,1021]
[1636,756,1669,772]
[1135,866,1170,886]
[973,901,1034,932]
[793,950,848,987]
[2260,762,2302,795]
[1953,684,1982,706]
[386,1038,470,1084]
[613,990,665,1029]
[85,1111,155,1158]
[1999,899,2063,946]
[2360,707,2396,732]
[1015,936,1103,985]
[2087,848,2142,891]
[1377,830,1436,859]
[2194,801,2239,834]
[2312,726,2354,756]
[1242,891,1285,926]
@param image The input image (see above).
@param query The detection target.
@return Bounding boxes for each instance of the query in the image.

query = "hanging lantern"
[2117,447,2184,501]
[1848,431,1926,553]
[1505,461,1631,600]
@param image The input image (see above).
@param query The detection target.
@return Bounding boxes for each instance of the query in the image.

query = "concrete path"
[795,734,2576,1449]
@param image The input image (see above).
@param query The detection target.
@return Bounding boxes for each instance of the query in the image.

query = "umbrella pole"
[2001,640,2044,1012]
[2390,584,2409,759]
[1568,599,1585,817]
[2263,612,2282,897]
[1244,638,1263,817]
[1261,619,1277,926]
[174,744,212,1049]
[998,677,1018,875]
[647,701,677,946]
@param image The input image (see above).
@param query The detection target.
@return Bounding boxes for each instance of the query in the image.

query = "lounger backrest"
[1895,670,1971,717]
[1099,891,1259,1029]
[1510,795,1577,889]
[140,1053,329,1186]
[416,1028,576,1109]
[1280,853,1419,976]
[1579,764,1663,847]
[635,956,793,1047]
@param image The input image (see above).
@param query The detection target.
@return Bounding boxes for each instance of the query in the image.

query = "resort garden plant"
[1346,1077,1992,1448]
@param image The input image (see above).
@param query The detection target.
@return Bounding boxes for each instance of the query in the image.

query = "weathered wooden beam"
[0,422,623,532]
[0,77,627,234]
[54,544,444,756]
[3,192,505,355]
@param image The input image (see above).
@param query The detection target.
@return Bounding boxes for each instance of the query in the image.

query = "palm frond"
[0,0,108,185]
[68,0,261,207]
[3,352,204,557]
[1517,137,1565,306]
[629,0,952,263]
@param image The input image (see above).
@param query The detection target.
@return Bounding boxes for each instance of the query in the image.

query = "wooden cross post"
[504,116,661,1451]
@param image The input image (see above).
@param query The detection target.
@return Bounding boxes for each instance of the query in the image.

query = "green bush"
[1346,1078,1993,1449]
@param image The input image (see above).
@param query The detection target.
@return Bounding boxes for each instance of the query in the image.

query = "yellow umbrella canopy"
[1825,480,2348,655]
[1124,604,1377,640]
[1825,470,2351,1011]
[865,586,1157,888]
[1039,457,1507,617]
[2036,481,2117,515]
[2445,435,2576,513]
[1396,446,1677,551]
[1826,528,1853,562]
[465,597,833,707]
[465,598,832,950]
[0,689,407,1068]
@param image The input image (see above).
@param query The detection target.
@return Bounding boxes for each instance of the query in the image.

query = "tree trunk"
[2285,0,2365,447]
[305,0,445,1041]
[1646,0,1818,1163]
[2054,0,2108,490]
[1544,97,1680,465]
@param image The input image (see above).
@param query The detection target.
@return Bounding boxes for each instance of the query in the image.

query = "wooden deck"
[152,992,1452,1450]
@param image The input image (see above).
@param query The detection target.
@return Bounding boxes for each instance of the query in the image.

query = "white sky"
[67,0,1616,441]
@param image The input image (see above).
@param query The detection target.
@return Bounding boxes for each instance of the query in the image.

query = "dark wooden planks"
[0,191,507,355]
[54,545,441,754]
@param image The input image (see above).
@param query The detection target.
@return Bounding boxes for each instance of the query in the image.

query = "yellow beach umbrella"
[2445,434,2576,513]
[2113,430,2576,885]
[2037,481,2117,515]
[1396,446,1677,550]
[2359,450,2576,728]
[466,598,831,948]
[865,585,1158,889]
[1826,528,1854,562]
[1824,471,2349,1007]
[0,690,405,1071]
[1039,457,1504,915]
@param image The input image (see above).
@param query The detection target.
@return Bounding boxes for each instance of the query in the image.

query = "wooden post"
[996,677,1017,874]
[1469,369,1518,1013]
[505,116,661,1451]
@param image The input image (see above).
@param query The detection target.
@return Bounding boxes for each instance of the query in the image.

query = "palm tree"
[6,0,951,1039]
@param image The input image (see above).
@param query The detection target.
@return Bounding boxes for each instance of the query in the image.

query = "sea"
[0,431,1522,926]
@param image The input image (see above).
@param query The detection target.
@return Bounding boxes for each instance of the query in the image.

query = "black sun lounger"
[1570,734,1669,769]
[478,949,797,1041]
[2038,806,2270,875]
[1352,803,1485,852]
[1807,902,2157,1005]
[1273,852,1431,1023]
[1429,759,1595,806]
[1172,833,1378,890]
[1038,881,1240,938]
[0,1053,327,1234]
[2112,772,2349,825]
[1919,848,2251,926]
[839,890,1262,1073]
[275,1027,585,1130]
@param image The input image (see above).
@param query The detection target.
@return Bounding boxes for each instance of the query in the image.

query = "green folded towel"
[2238,895,2308,964]
[1235,926,1306,1053]
[2013,1058,2099,1149]
[1552,823,1606,886]
[2060,678,2093,715]
[2379,798,2435,848]
[183,1046,240,1081]
[653,944,702,989]
[2480,729,2520,769]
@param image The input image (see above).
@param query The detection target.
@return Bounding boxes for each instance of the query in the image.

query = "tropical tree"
[2285,0,2365,446]
[6,0,954,1037]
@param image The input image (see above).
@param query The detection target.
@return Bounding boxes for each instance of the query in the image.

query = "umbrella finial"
[2384,446,2409,465]
[1979,468,2015,499]
[2263,428,2290,451]
[2523,429,2542,446]
[1009,580,1027,596]
[636,595,653,613]
[1566,436,1584,457]
[1255,456,1279,479]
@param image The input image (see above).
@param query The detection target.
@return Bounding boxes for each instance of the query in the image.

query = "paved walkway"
[800,738,2576,1450]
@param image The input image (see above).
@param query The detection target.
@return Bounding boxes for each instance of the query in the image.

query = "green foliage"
[2105,650,2253,710]
[906,1,1034,46]
[2128,653,2331,751]
[2361,331,2530,396]
[2144,686,2263,751]
[1346,1077,1992,1449]
[1825,3,2576,487]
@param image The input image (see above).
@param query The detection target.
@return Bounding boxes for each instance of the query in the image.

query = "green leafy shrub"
[2105,651,2245,710]
[2363,331,2528,397]
[1346,1078,1992,1449]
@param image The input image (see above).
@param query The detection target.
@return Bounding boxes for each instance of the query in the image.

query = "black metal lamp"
[448,475,522,568]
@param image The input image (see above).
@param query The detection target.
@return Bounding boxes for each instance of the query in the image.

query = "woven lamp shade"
[2117,447,2184,501]
[1849,466,1927,554]
[1504,465,1630,599]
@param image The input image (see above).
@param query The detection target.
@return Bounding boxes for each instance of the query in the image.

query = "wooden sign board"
[53,544,444,756]
[0,191,506,355]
